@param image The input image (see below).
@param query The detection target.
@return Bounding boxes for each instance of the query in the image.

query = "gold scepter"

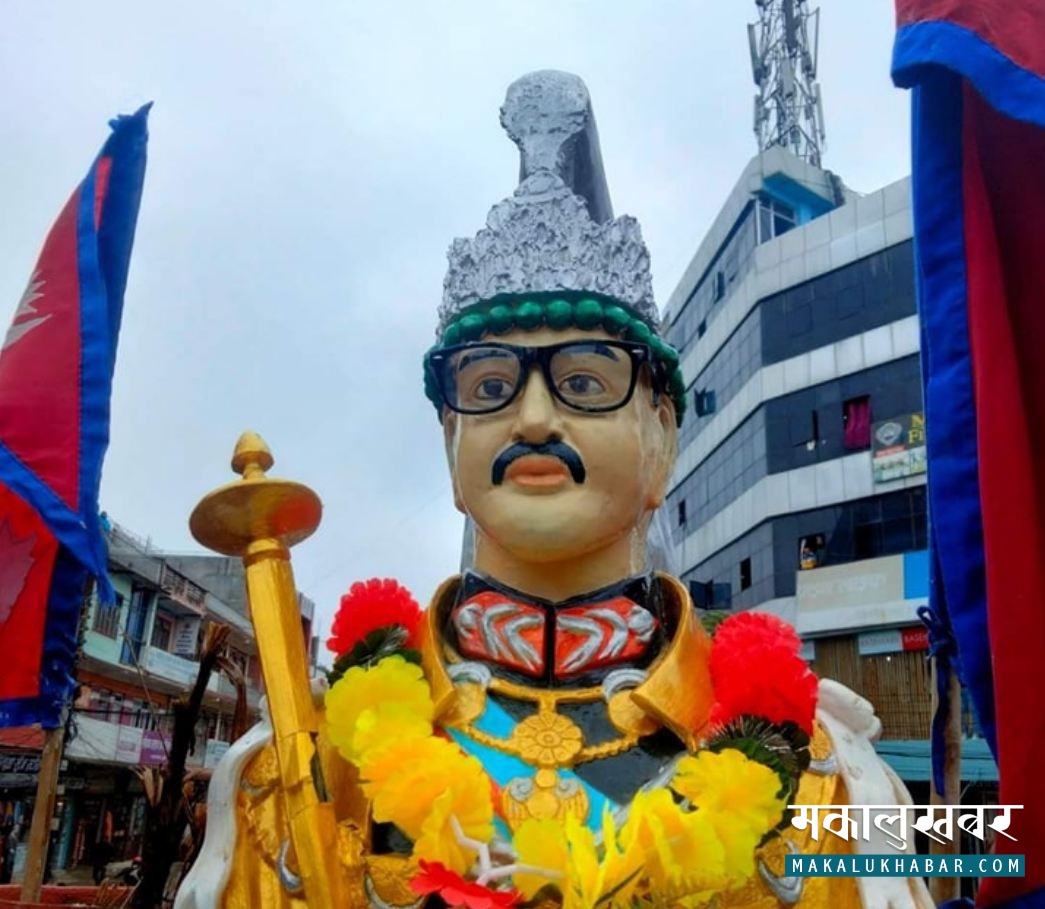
[190,431,347,908]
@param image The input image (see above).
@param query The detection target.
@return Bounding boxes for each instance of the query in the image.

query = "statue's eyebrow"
[457,348,515,370]
[566,342,621,360]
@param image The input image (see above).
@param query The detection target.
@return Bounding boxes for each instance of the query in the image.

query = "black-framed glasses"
[427,340,662,416]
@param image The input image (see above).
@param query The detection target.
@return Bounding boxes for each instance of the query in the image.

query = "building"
[0,519,318,881]
[661,146,994,791]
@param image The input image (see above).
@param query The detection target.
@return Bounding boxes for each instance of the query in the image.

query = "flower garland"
[324,579,818,909]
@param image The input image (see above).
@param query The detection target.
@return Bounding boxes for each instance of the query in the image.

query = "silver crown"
[439,71,657,336]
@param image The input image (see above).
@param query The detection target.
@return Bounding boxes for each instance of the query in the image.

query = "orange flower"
[359,735,494,872]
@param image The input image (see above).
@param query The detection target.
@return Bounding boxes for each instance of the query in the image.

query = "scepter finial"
[231,430,274,479]
[189,430,321,557]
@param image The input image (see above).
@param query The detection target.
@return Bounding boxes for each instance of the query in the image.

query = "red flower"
[326,578,422,658]
[409,861,522,909]
[708,612,819,734]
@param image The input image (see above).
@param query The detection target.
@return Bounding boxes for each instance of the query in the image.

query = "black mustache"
[491,441,587,485]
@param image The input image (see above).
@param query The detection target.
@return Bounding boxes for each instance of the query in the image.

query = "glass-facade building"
[663,147,925,618]
[661,148,994,792]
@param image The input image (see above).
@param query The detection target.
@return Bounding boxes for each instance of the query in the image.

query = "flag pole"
[928,659,963,905]
[19,716,67,903]
[20,574,93,902]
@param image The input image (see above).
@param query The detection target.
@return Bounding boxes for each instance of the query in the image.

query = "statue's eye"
[474,377,512,401]
[559,374,606,397]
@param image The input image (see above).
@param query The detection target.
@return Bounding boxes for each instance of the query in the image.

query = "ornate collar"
[447,571,662,683]
[421,573,715,749]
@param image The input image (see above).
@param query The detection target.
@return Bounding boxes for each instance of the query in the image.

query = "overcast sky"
[1,2,909,649]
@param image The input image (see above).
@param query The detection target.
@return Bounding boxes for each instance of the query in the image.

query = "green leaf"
[326,624,412,684]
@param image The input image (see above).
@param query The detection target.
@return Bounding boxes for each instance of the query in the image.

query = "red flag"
[0,107,148,729]
[894,2,1045,904]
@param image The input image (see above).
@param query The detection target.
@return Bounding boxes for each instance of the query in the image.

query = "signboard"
[114,724,143,764]
[858,629,904,655]
[0,751,41,775]
[859,626,931,655]
[797,555,904,613]
[901,626,930,651]
[872,412,927,483]
[172,616,201,658]
[140,730,171,766]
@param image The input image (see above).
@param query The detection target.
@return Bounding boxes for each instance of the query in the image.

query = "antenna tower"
[748,0,826,166]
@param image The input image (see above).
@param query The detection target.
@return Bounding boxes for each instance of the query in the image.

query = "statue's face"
[442,326,677,581]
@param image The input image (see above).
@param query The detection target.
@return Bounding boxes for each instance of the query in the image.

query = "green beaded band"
[424,295,686,426]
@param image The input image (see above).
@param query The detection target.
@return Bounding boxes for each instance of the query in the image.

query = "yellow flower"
[594,807,643,908]
[414,780,495,872]
[670,749,786,882]
[671,749,785,836]
[324,655,434,764]
[359,735,494,872]
[511,811,642,909]
[511,818,569,899]
[622,789,727,895]
[564,813,603,909]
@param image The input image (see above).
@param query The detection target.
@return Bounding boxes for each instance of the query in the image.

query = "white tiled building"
[662,149,943,755]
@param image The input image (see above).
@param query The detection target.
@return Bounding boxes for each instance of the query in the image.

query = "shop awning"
[876,737,998,783]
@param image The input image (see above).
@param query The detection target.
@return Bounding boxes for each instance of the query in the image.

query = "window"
[792,410,819,449]
[697,318,707,338]
[757,196,797,243]
[799,534,825,570]
[150,613,173,651]
[695,389,717,417]
[92,593,123,639]
[689,580,732,609]
[843,396,872,449]
[107,693,124,724]
[740,558,752,590]
[713,271,726,302]
[854,524,878,559]
[677,500,687,527]
[207,713,223,742]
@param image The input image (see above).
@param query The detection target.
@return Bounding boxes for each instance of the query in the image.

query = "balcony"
[65,715,171,767]
[159,563,206,615]
[65,714,236,771]
[140,645,261,710]
[141,644,202,687]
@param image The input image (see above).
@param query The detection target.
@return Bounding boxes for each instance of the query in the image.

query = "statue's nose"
[511,368,563,443]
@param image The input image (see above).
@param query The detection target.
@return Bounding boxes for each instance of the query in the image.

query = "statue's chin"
[473,515,636,567]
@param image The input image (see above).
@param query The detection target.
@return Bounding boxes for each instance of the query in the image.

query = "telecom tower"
[748,0,826,166]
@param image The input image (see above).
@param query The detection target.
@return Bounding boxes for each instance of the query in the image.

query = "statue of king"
[176,72,932,909]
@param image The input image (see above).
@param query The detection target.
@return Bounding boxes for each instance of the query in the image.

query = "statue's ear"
[442,411,466,514]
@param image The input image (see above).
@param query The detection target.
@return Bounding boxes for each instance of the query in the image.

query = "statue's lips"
[503,455,571,488]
